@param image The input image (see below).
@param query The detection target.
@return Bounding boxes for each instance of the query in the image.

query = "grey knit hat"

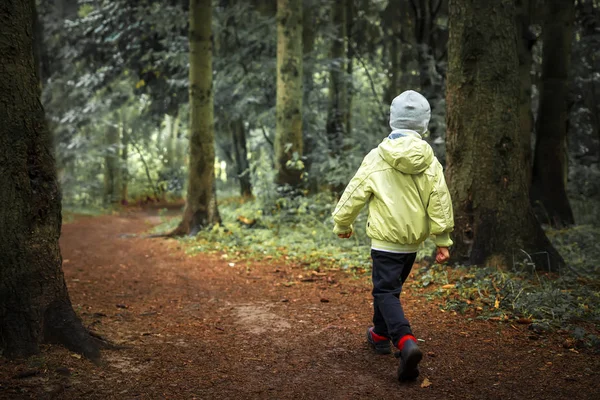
[389,90,431,134]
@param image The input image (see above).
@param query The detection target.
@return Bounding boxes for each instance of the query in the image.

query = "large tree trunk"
[326,0,349,158]
[445,0,564,271]
[103,122,120,206]
[0,0,101,360]
[173,0,221,235]
[231,119,253,198]
[275,0,304,187]
[530,0,575,227]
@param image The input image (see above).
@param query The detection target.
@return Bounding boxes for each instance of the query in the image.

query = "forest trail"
[1,210,599,400]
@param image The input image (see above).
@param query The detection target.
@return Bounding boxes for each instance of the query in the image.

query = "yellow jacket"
[332,130,454,253]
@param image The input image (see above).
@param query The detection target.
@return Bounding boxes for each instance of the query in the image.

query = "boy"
[332,90,454,382]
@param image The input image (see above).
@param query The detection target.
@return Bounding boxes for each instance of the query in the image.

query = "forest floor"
[1,208,600,400]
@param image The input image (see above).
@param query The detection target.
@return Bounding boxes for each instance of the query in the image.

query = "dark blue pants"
[371,249,417,347]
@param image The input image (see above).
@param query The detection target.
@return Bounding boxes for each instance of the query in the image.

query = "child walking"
[332,90,454,382]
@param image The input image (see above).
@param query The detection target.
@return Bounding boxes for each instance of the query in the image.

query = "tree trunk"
[326,0,349,159]
[275,0,304,187]
[409,0,446,137]
[121,119,129,204]
[165,112,180,168]
[0,0,101,360]
[516,0,535,184]
[530,0,575,227]
[173,0,221,236]
[231,119,253,198]
[302,0,318,193]
[445,0,564,271]
[103,122,120,206]
[345,0,354,137]
[382,0,412,105]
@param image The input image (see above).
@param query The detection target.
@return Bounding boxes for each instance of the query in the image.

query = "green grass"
[62,206,106,223]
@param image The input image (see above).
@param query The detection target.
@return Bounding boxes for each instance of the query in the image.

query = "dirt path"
[1,211,599,399]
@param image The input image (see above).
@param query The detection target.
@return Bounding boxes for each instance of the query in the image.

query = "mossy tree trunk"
[445,0,564,271]
[173,0,221,235]
[275,0,304,187]
[530,0,575,227]
[326,0,349,159]
[0,0,102,360]
[231,119,253,198]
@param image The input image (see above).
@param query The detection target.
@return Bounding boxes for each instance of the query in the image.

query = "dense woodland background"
[1,0,600,370]
[36,0,600,266]
[38,0,599,219]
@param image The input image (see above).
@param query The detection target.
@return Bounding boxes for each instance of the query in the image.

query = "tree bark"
[530,0,575,227]
[382,0,403,106]
[231,119,253,198]
[103,122,120,206]
[445,0,564,271]
[121,117,129,203]
[275,0,304,187]
[173,0,221,236]
[165,112,180,168]
[516,0,536,184]
[0,0,101,360]
[407,0,447,137]
[326,0,349,158]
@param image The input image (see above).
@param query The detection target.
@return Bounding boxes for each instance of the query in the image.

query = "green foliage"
[546,225,600,276]
[414,263,600,328]
[412,225,600,347]
[155,193,436,274]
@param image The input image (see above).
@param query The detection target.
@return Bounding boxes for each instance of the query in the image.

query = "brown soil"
[1,210,599,399]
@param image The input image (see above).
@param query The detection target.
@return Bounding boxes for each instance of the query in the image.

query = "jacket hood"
[389,90,431,134]
[377,130,434,174]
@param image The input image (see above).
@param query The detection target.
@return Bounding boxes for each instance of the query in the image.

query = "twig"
[129,135,159,199]
[348,43,387,122]
[261,125,274,148]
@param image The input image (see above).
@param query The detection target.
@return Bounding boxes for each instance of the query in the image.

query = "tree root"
[43,300,119,363]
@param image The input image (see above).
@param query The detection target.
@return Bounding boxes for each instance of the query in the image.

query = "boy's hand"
[435,247,450,263]
[338,230,353,239]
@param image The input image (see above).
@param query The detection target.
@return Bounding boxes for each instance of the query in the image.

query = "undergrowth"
[412,225,600,350]
[153,193,435,273]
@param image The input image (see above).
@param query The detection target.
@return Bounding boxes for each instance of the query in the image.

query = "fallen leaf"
[71,353,82,359]
[421,378,432,388]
